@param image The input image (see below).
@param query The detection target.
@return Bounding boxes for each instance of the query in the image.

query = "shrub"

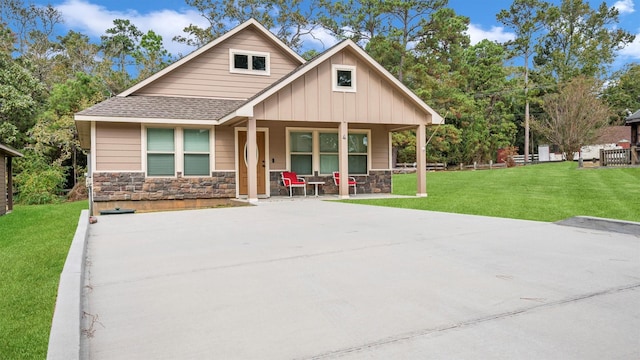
[14,152,67,204]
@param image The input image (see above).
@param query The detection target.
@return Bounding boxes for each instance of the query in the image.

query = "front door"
[238,131,266,195]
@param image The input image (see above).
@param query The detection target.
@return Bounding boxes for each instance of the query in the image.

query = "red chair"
[281,171,306,197]
[332,171,356,195]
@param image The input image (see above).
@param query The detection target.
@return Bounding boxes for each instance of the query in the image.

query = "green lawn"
[354,162,640,222]
[0,201,87,360]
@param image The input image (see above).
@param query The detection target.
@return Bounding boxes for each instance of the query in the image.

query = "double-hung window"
[147,128,175,176]
[290,131,313,175]
[184,129,210,176]
[288,129,369,176]
[319,132,338,174]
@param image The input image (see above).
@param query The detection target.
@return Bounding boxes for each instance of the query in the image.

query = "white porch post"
[247,117,258,203]
[338,121,349,199]
[416,123,427,197]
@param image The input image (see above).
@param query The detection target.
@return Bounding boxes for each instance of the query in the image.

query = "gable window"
[147,128,175,176]
[230,49,270,75]
[332,64,356,92]
[184,129,210,176]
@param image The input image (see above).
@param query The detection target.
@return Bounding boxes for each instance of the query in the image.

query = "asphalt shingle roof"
[77,96,246,121]
[626,109,640,124]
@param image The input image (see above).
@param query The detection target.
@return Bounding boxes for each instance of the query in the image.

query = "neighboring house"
[574,126,631,160]
[1,143,23,216]
[75,19,443,213]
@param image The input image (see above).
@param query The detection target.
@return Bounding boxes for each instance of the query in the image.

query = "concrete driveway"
[83,199,640,359]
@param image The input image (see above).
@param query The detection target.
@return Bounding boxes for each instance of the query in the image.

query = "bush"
[14,152,67,204]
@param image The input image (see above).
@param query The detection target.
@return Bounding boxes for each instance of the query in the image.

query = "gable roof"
[595,126,630,144]
[219,39,444,125]
[77,96,244,121]
[0,143,23,157]
[119,18,306,97]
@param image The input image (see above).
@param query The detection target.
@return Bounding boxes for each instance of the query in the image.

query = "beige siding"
[135,28,300,99]
[370,125,390,169]
[96,123,141,171]
[215,127,235,170]
[0,156,6,215]
[253,48,432,125]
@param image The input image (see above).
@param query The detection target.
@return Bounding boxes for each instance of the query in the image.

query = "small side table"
[307,181,325,197]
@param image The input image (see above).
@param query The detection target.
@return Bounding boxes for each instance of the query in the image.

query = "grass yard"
[355,162,640,222]
[0,201,87,360]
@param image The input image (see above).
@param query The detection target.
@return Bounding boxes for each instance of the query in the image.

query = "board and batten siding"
[134,28,301,100]
[95,123,142,171]
[0,156,6,215]
[253,48,432,125]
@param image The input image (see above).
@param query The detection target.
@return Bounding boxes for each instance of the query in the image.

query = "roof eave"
[0,144,24,157]
[75,115,220,126]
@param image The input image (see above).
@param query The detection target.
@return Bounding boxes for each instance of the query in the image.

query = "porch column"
[416,123,427,197]
[247,117,258,203]
[7,156,13,211]
[338,121,349,199]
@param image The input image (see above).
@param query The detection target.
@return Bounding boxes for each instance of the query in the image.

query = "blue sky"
[41,0,640,69]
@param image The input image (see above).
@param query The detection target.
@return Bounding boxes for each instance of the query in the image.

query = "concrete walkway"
[83,200,640,359]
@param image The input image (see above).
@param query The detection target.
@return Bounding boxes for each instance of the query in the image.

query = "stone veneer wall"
[92,172,236,201]
[269,170,391,195]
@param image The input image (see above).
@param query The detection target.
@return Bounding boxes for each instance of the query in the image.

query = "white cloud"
[619,31,640,59]
[466,23,515,45]
[55,0,208,56]
[613,0,635,14]
[298,26,340,52]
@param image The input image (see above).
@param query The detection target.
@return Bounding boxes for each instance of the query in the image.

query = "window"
[184,129,210,176]
[146,127,212,177]
[348,133,368,174]
[290,131,313,175]
[332,65,356,92]
[147,128,175,176]
[288,129,369,175]
[230,49,270,75]
[319,132,338,174]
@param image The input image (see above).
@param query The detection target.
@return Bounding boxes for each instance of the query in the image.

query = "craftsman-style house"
[75,19,443,213]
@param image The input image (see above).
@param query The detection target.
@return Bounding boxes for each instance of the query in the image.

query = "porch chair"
[332,171,357,195]
[281,171,306,197]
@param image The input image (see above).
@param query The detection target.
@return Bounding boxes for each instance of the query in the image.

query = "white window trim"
[183,128,212,177]
[143,126,214,178]
[229,49,271,76]
[286,127,370,176]
[144,126,177,178]
[332,64,357,92]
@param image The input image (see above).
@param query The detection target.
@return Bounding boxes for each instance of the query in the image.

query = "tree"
[497,0,548,163]
[0,23,44,148]
[382,0,447,82]
[318,0,385,44]
[0,0,63,87]
[602,63,640,124]
[133,30,172,80]
[50,30,100,83]
[535,0,635,81]
[532,76,611,162]
[176,0,321,52]
[30,72,107,186]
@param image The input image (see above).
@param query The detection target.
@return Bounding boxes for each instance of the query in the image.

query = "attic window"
[230,49,270,76]
[332,65,356,92]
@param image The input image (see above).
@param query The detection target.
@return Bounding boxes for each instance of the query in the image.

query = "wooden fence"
[600,148,632,166]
